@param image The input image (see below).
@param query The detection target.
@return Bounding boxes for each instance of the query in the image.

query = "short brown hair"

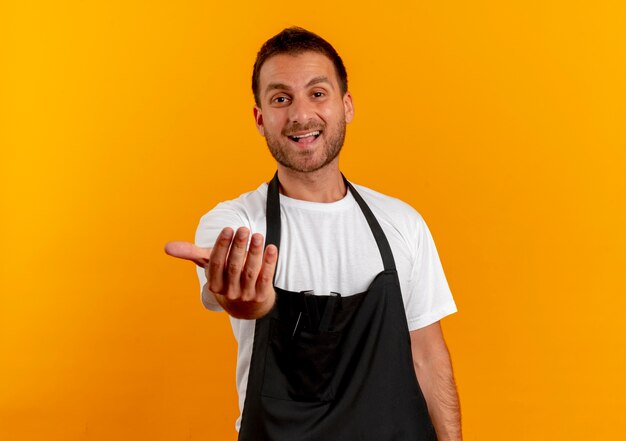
[252,27,348,106]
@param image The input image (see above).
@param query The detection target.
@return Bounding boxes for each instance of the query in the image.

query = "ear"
[343,92,354,124]
[253,106,265,136]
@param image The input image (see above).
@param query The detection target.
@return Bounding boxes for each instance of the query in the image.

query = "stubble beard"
[265,119,346,173]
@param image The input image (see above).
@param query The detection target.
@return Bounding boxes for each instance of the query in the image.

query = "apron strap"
[266,173,282,284]
[343,176,397,272]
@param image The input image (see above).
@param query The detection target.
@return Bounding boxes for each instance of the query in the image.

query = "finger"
[240,233,265,301]
[224,227,250,298]
[256,244,278,301]
[208,228,234,294]
[164,241,211,267]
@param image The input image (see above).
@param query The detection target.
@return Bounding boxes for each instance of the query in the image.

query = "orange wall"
[1,1,625,440]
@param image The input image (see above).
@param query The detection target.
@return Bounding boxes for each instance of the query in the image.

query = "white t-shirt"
[195,181,457,431]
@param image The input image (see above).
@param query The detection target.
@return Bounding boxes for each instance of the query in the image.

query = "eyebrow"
[265,76,335,94]
[307,76,334,89]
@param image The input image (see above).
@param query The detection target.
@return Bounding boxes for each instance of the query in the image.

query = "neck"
[275,160,346,202]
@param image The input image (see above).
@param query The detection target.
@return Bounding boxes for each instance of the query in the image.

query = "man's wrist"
[215,290,276,319]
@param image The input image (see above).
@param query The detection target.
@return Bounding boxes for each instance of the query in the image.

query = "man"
[166,27,461,440]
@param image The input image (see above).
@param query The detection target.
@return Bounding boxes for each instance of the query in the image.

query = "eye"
[271,95,291,106]
[312,91,325,98]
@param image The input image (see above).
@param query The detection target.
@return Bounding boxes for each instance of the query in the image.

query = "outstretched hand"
[164,227,278,319]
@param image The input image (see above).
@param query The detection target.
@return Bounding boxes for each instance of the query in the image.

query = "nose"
[287,97,313,124]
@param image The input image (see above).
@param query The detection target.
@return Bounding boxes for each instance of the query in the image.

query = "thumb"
[164,241,211,267]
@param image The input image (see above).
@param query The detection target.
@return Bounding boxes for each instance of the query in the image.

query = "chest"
[253,205,413,296]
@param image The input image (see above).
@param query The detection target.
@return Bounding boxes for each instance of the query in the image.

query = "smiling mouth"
[287,130,322,143]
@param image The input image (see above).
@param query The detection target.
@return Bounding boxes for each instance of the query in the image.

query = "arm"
[165,226,277,320]
[410,321,462,441]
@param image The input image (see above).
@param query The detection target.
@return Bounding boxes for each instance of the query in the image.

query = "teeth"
[291,131,320,139]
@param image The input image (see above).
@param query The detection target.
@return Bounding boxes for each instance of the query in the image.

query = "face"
[253,51,354,174]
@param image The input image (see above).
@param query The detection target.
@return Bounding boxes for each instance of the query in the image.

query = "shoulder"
[350,182,427,235]
[198,183,268,225]
[195,183,268,247]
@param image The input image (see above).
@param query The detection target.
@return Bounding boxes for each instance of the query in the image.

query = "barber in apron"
[238,174,438,441]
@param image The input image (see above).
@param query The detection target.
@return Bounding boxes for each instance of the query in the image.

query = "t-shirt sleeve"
[194,202,249,312]
[404,214,457,331]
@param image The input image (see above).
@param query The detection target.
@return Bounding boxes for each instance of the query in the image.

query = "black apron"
[238,173,437,441]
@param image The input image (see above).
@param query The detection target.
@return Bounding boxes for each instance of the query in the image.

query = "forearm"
[413,345,462,440]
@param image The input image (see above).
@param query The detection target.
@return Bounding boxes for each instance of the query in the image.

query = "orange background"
[1,1,625,440]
